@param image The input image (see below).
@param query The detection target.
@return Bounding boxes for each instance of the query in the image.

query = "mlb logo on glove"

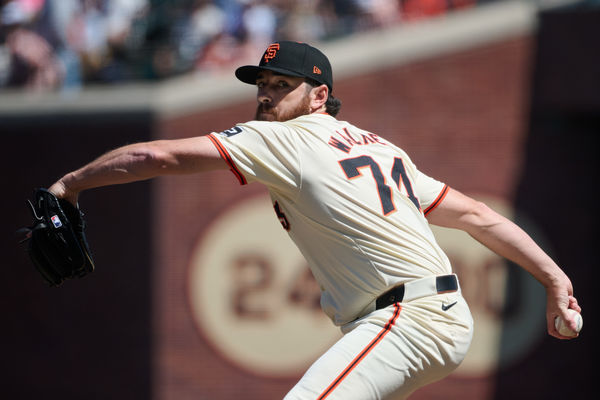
[51,215,62,228]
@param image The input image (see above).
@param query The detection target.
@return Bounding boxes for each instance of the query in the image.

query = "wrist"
[49,175,79,206]
[543,268,570,292]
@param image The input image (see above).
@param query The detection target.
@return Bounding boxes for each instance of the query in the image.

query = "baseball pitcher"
[26,41,581,399]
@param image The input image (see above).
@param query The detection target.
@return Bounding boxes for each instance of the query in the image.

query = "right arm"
[49,135,227,204]
[427,188,581,339]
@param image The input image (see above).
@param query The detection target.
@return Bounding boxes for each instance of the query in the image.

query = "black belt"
[375,274,459,310]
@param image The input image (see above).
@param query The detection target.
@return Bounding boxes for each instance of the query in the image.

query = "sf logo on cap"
[264,43,280,62]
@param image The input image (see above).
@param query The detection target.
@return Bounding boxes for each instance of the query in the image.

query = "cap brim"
[235,65,306,85]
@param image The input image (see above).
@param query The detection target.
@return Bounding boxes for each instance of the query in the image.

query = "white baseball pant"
[284,291,473,400]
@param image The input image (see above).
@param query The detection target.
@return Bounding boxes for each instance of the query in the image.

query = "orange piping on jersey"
[207,134,247,185]
[423,184,449,216]
[317,303,402,399]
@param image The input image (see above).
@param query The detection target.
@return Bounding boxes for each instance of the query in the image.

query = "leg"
[285,293,473,400]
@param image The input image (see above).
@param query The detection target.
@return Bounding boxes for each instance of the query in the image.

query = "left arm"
[49,135,226,205]
[426,187,581,339]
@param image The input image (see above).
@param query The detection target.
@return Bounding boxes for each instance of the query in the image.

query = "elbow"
[470,200,492,219]
[461,200,502,232]
[126,142,173,176]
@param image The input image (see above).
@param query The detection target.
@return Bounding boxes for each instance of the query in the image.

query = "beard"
[255,95,311,122]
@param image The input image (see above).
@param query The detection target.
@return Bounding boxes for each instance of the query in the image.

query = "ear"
[309,84,328,113]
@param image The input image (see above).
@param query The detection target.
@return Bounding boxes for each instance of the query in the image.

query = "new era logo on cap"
[235,41,333,91]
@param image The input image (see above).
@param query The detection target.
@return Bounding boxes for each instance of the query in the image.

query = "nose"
[257,86,272,104]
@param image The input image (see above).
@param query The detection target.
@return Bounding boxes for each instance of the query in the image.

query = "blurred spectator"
[176,0,227,71]
[242,0,277,47]
[43,0,83,90]
[215,0,244,37]
[66,0,147,83]
[401,0,475,21]
[195,31,245,72]
[276,0,326,42]
[359,0,401,28]
[0,0,62,90]
[17,0,45,15]
[0,0,485,91]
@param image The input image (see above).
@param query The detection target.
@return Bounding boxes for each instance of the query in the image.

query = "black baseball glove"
[18,188,95,286]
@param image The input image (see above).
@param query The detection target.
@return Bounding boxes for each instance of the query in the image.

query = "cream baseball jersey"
[209,113,452,325]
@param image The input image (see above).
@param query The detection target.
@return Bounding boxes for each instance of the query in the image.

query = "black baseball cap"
[235,41,333,91]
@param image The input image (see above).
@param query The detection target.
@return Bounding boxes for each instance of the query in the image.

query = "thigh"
[285,294,473,400]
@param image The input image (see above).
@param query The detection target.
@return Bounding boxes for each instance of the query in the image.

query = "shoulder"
[287,113,346,133]
[213,120,291,140]
[230,114,342,137]
[293,113,338,124]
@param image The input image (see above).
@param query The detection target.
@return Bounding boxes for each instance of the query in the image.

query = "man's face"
[255,70,312,122]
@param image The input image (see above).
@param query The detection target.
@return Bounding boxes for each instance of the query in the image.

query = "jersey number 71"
[339,155,420,215]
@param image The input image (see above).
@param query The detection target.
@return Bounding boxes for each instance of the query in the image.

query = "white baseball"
[554,309,583,337]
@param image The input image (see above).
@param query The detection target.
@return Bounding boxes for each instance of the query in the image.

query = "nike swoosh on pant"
[441,301,458,311]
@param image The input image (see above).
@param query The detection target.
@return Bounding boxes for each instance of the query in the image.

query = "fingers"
[568,296,581,313]
[548,314,578,340]
[548,301,582,340]
[546,287,581,340]
[566,298,582,333]
[547,315,568,339]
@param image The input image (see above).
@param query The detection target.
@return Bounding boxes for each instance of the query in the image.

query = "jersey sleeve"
[413,168,449,216]
[209,120,302,197]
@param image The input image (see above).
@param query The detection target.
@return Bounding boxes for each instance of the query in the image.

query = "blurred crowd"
[0,0,479,92]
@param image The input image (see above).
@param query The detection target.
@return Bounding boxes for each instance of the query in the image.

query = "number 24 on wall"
[339,155,420,215]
